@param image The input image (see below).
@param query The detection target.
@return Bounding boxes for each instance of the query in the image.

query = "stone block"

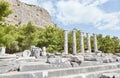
[19,62,51,71]
[0,64,19,73]
[84,56,97,61]
[0,47,6,55]
[47,57,69,64]
[71,62,79,67]
[101,73,120,78]
[22,50,31,57]
[70,55,84,64]
[41,47,47,56]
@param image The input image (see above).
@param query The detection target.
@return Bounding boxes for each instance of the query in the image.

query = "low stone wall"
[1,62,120,78]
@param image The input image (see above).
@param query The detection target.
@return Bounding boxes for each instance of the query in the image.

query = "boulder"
[71,62,79,67]
[70,55,84,65]
[47,53,56,58]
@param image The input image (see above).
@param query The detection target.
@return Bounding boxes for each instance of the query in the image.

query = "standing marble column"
[86,33,91,53]
[64,30,68,54]
[80,32,84,53]
[72,30,77,54]
[93,33,98,52]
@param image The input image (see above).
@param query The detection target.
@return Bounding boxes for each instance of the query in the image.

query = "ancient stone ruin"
[1,30,120,78]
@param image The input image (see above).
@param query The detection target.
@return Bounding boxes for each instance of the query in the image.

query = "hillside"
[4,0,55,28]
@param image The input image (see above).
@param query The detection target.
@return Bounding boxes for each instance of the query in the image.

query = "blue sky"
[20,0,120,37]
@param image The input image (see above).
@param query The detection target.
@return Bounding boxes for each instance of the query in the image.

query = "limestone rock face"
[4,0,55,28]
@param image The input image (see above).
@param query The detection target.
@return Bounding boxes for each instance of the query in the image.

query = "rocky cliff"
[4,0,55,28]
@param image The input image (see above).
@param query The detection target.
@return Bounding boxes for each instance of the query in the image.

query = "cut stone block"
[71,62,79,67]
[47,57,69,64]
[0,47,6,55]
[0,54,17,59]
[101,73,120,78]
[0,64,19,73]
[19,62,51,71]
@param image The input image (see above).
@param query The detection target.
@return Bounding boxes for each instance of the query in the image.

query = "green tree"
[112,36,120,53]
[37,26,64,52]
[0,0,12,21]
[17,21,39,50]
[99,35,114,53]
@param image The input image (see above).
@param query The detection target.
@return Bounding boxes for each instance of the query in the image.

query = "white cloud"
[20,0,37,5]
[81,0,109,6]
[54,0,120,30]
[38,1,55,15]
[21,0,120,30]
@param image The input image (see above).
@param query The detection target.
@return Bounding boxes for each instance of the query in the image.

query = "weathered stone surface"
[102,57,116,63]
[70,55,84,65]
[14,52,23,57]
[1,62,120,78]
[47,57,69,64]
[84,55,97,61]
[80,61,101,66]
[95,51,103,56]
[86,33,91,53]
[71,62,79,67]
[116,57,120,62]
[34,48,41,59]
[31,46,41,58]
[72,30,77,54]
[80,32,85,53]
[0,59,19,74]
[22,50,31,57]
[17,57,36,62]
[0,54,17,59]
[30,46,36,56]
[101,73,120,78]
[54,52,62,56]
[41,47,47,56]
[0,58,16,66]
[0,64,19,74]
[64,30,68,54]
[0,47,6,55]
[47,53,56,58]
[19,62,51,71]
[5,0,55,28]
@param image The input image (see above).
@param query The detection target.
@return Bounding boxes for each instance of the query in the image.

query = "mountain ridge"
[4,0,55,28]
